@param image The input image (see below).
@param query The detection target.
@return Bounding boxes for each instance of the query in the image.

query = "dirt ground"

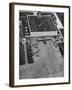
[19,41,64,79]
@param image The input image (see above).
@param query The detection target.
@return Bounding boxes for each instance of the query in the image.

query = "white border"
[14,5,69,86]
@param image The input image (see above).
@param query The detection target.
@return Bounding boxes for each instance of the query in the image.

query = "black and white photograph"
[19,11,64,79]
[9,3,70,87]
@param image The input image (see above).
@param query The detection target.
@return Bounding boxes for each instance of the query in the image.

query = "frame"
[9,2,70,87]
